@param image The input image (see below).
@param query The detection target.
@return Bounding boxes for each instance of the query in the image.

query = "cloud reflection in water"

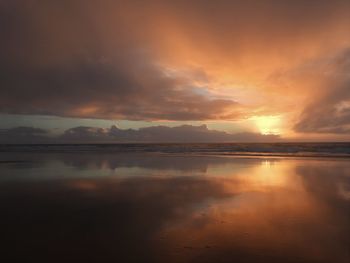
[0,154,349,263]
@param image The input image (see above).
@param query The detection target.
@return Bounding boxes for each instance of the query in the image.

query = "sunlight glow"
[251,115,281,135]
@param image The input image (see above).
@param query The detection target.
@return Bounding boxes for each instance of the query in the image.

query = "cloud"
[0,126,50,143]
[0,0,239,121]
[0,124,280,143]
[0,52,240,120]
[294,49,350,133]
[61,124,279,143]
[0,0,350,135]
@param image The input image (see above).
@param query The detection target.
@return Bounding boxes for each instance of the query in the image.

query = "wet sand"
[0,153,349,263]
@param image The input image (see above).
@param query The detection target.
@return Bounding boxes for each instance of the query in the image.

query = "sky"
[1,0,350,142]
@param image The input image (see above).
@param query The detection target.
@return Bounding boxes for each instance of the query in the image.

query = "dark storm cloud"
[0,58,237,120]
[0,0,238,121]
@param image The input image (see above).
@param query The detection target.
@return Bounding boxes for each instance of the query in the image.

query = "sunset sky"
[1,0,350,141]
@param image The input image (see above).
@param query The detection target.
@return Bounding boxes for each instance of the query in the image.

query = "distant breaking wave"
[0,143,349,158]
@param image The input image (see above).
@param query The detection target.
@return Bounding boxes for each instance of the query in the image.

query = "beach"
[0,148,349,263]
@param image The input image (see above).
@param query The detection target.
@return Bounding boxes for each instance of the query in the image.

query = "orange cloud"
[1,1,350,137]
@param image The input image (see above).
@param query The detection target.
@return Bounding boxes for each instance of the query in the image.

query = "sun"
[251,115,282,135]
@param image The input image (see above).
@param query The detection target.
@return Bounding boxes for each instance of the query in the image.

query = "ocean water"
[1,142,350,157]
[0,145,349,262]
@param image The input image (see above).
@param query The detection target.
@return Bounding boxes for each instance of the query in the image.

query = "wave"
[0,143,349,158]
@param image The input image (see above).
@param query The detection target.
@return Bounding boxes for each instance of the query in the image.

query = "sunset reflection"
[152,159,342,263]
[0,154,349,263]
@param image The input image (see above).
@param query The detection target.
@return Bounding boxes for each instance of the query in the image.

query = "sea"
[1,142,350,157]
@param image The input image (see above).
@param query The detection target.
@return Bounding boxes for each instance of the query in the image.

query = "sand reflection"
[0,154,349,263]
[151,159,349,263]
